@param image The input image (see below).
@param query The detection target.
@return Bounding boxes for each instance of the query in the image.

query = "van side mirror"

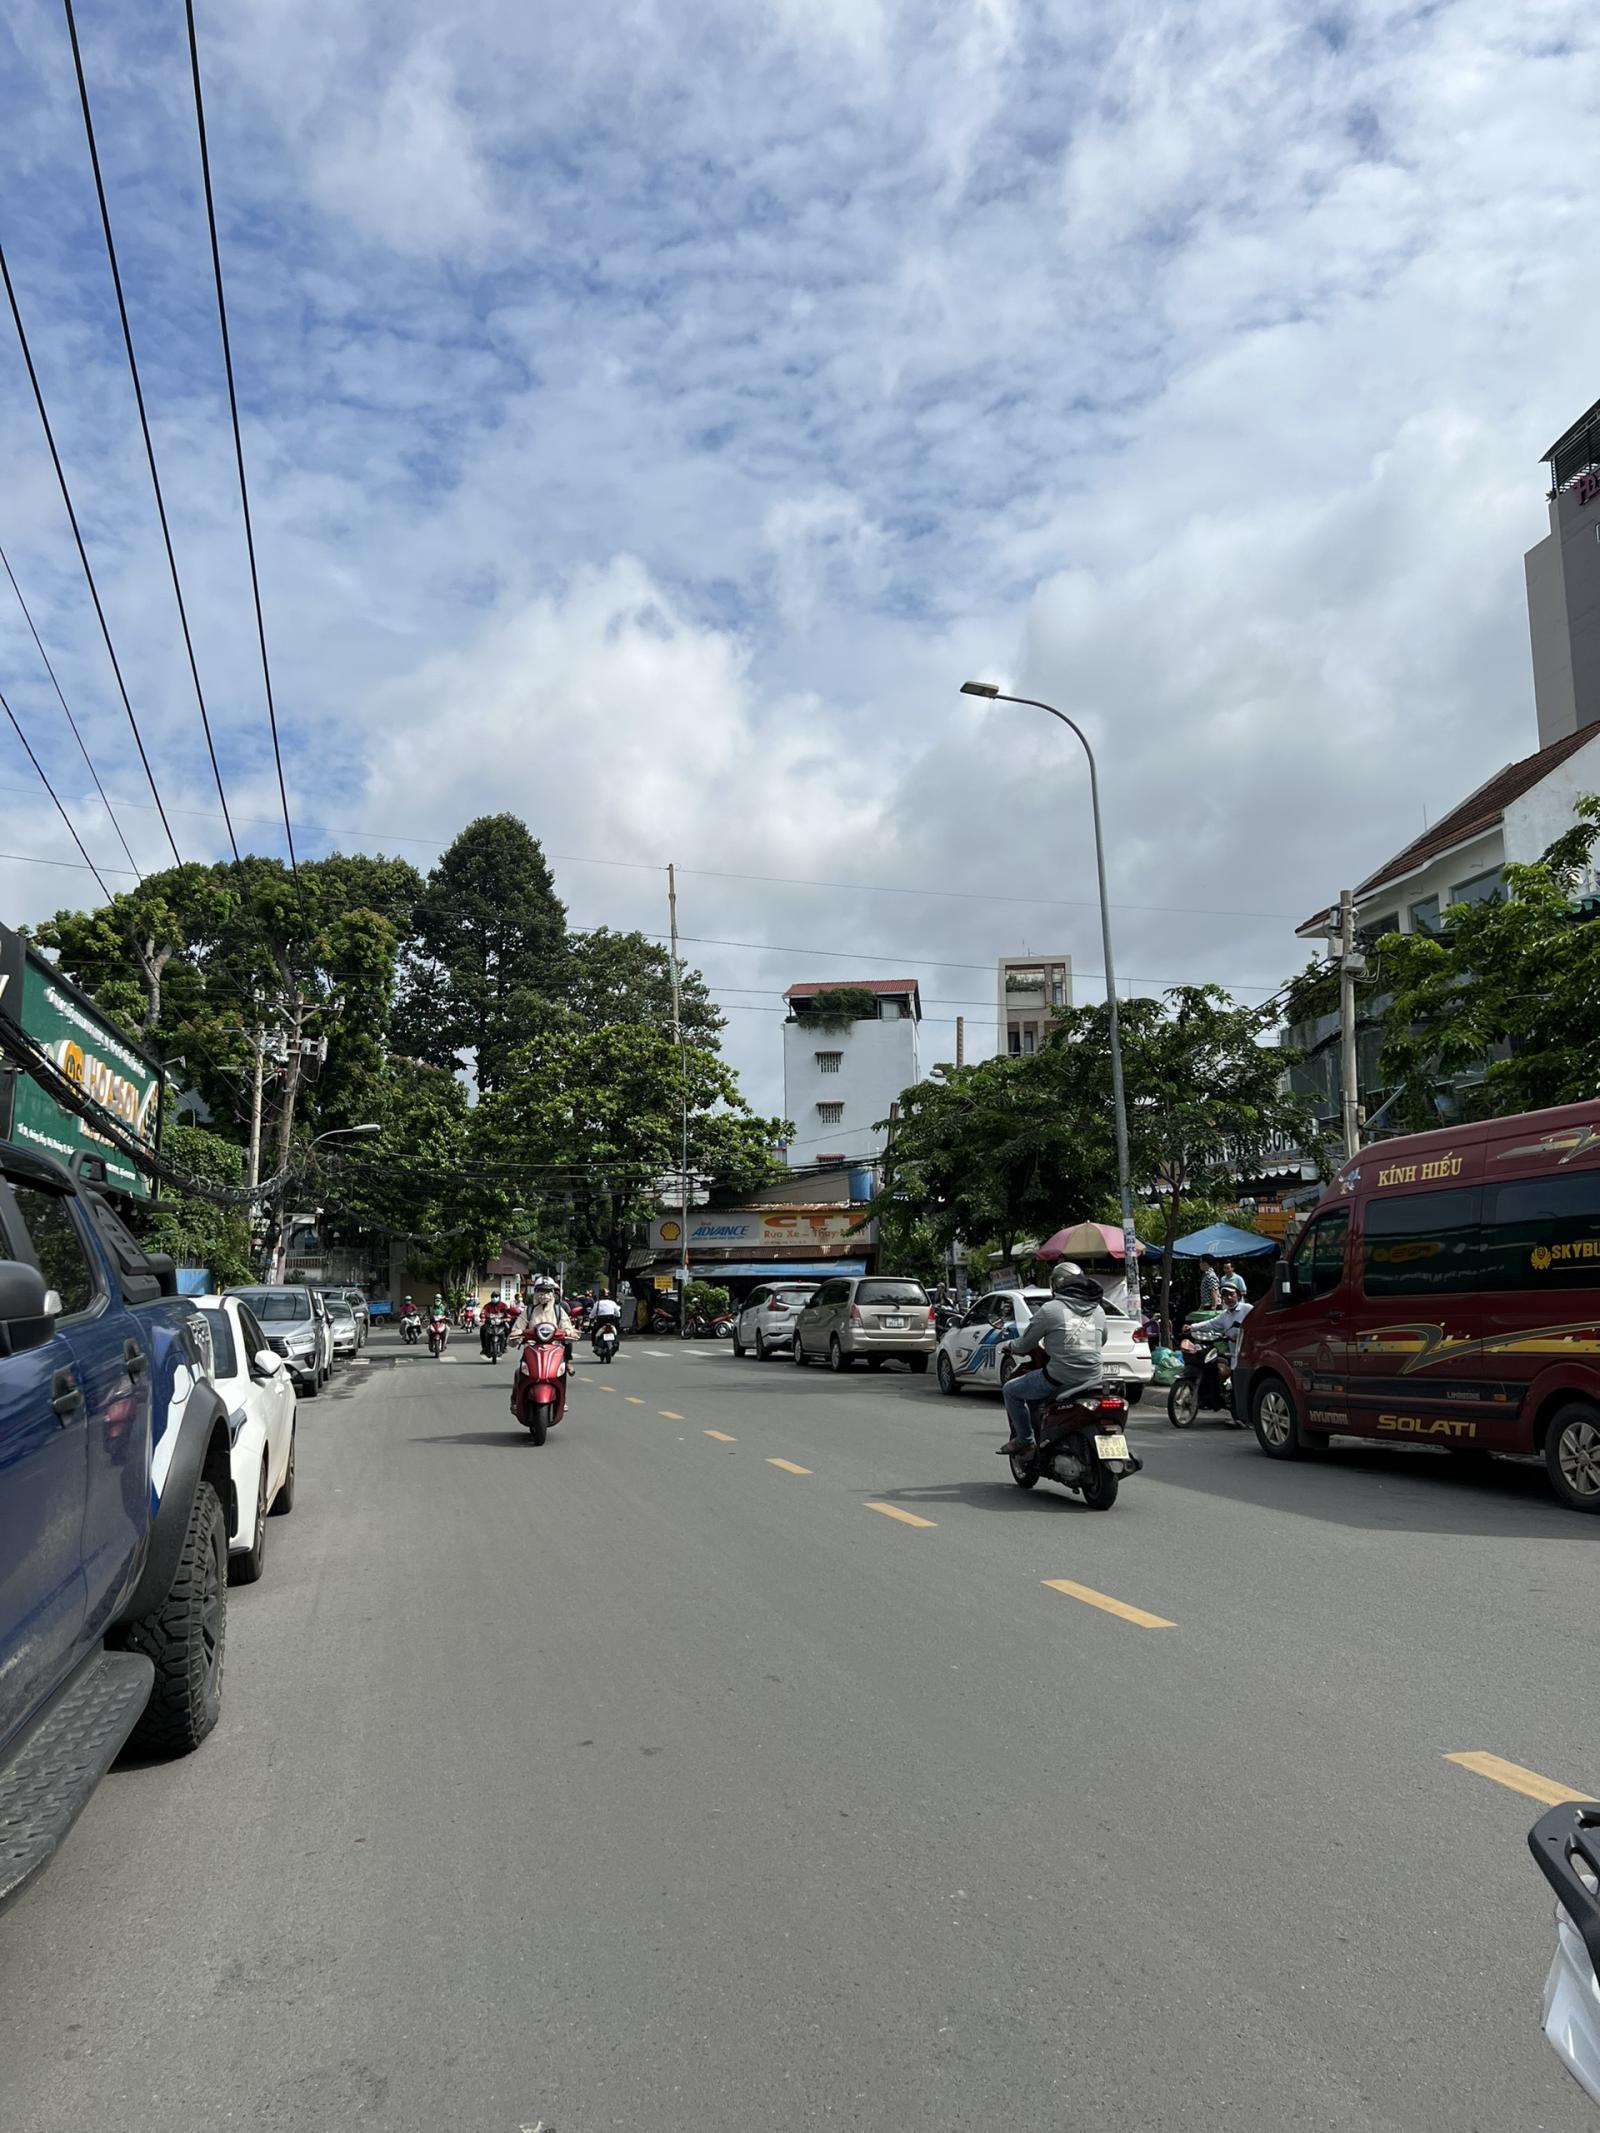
[1274,1258,1299,1305]
[0,1259,58,1356]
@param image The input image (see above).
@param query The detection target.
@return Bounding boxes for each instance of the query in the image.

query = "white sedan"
[935,1286,1153,1403]
[195,1292,297,1584]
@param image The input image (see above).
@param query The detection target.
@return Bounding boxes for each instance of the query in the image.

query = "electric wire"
[62,0,240,864]
[0,542,142,877]
[0,242,182,864]
[183,0,297,881]
[0,682,112,898]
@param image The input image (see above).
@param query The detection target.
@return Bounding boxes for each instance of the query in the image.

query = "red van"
[1233,1100,1600,1511]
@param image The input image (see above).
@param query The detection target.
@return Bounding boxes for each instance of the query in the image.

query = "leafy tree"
[565,927,723,1046]
[401,815,568,1089]
[1376,800,1600,1124]
[134,1121,254,1285]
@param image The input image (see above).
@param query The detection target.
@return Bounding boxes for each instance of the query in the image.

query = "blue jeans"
[1003,1366,1060,1446]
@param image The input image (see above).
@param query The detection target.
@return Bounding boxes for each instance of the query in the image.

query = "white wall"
[783,1016,920,1165]
[1503,728,1600,874]
[1354,826,1503,935]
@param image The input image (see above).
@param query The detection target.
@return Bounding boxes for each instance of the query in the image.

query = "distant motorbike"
[1528,1802,1600,2105]
[427,1312,450,1358]
[513,1323,571,1443]
[459,1300,478,1330]
[591,1319,620,1364]
[481,1315,510,1361]
[1167,1335,1237,1427]
[710,1313,735,1340]
[400,1310,422,1346]
[1002,1372,1142,1509]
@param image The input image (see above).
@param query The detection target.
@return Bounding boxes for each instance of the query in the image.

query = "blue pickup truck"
[0,1143,235,1911]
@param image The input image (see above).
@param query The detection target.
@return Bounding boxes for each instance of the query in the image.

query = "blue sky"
[2,0,1598,1119]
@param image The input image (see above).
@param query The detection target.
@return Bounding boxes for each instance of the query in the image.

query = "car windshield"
[197,1306,238,1378]
[856,1280,928,1306]
[327,1298,355,1321]
[235,1290,309,1322]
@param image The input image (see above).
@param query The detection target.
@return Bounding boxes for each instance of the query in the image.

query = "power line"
[655,930,1284,995]
[0,683,112,898]
[62,0,240,864]
[0,242,182,865]
[183,0,296,882]
[0,542,142,877]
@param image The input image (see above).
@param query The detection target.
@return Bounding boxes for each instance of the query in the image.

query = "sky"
[1,0,1598,1136]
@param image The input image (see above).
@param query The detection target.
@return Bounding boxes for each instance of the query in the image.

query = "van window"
[1362,1187,1481,1296]
[1481,1172,1600,1290]
[856,1280,928,1306]
[1293,1210,1348,1298]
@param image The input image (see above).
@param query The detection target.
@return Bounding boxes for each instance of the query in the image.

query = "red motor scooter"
[426,1311,450,1358]
[512,1323,571,1444]
[1003,1364,1143,1509]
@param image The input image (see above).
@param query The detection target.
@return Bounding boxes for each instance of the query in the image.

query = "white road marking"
[645,1348,671,1358]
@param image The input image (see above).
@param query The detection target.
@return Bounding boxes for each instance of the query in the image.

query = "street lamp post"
[960,681,1141,1312]
[271,1123,382,1280]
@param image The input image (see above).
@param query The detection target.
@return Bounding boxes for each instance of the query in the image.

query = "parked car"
[792,1275,935,1372]
[1234,1096,1600,1511]
[935,1286,1153,1403]
[0,1145,237,1912]
[732,1280,819,1359]
[325,1294,360,1360]
[230,1285,332,1394]
[194,1292,296,1583]
[320,1285,369,1347]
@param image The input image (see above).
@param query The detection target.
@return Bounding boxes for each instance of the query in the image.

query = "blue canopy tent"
[1168,1221,1278,1260]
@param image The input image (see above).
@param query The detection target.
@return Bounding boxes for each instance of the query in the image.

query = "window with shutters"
[816,1100,844,1125]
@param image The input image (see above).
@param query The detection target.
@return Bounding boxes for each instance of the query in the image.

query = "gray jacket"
[1013,1291,1107,1394]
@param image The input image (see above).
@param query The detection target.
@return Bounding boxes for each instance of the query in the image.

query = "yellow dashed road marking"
[865,1501,936,1528]
[625,1395,646,1405]
[1042,1578,1174,1630]
[659,1409,684,1420]
[767,1457,811,1475]
[704,1429,736,1442]
[1445,1752,1596,1806]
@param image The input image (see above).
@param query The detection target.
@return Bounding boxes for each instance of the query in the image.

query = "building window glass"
[1408,895,1441,935]
[1021,1025,1037,1056]
[816,1101,844,1125]
[1448,867,1503,911]
[1050,973,1065,1005]
[1007,1029,1022,1056]
[815,1051,843,1074]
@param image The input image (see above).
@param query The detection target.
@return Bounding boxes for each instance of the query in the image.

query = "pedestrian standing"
[1198,1254,1221,1312]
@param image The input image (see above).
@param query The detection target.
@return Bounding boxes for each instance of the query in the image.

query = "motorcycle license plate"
[1094,1431,1130,1461]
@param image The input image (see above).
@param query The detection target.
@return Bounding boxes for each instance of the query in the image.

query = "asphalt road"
[3,1329,1596,2132]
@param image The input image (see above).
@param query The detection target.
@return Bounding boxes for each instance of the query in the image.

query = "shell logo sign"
[659,1219,682,1243]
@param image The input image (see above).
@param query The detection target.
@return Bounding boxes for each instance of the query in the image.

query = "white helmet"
[1050,1260,1083,1295]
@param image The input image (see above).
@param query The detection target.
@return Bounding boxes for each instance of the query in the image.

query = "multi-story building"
[996,955,1071,1056]
[782,979,921,1167]
[1527,396,1600,747]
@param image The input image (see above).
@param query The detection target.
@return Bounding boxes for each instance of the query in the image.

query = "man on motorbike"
[1000,1262,1108,1456]
[1188,1274,1252,1419]
[590,1286,622,1333]
[479,1291,517,1354]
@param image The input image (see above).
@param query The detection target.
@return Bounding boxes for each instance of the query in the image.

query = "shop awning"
[690,1260,867,1279]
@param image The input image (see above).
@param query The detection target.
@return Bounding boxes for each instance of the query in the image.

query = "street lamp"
[311,1123,381,1149]
[960,679,1141,1310]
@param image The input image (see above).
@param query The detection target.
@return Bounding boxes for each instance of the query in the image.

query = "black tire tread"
[122,1481,226,1757]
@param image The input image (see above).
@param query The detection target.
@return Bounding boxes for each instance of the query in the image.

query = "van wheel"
[1251,1376,1304,1460]
[1545,1402,1600,1511]
[792,1337,807,1368]
[829,1339,852,1373]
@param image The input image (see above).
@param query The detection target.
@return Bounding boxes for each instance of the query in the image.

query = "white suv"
[732,1281,819,1360]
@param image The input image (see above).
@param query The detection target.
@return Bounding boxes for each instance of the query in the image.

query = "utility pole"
[1336,888,1364,1162]
[667,865,689,1329]
[955,1014,965,1068]
[246,1024,266,1189]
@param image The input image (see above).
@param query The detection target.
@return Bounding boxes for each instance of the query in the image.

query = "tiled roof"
[784,979,921,999]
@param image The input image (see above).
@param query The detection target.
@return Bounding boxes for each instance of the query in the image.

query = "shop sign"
[650,1207,869,1252]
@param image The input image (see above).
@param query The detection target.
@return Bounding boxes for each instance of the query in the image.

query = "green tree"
[135,1121,254,1285]
[400,815,568,1089]
[1376,801,1600,1124]
[565,927,723,1046]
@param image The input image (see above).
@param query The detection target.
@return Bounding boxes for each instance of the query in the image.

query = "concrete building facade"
[1526,397,1600,747]
[996,955,1072,1056]
[781,980,921,1167]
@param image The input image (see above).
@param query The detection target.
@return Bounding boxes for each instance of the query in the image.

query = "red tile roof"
[784,979,921,999]
[1296,725,1600,932]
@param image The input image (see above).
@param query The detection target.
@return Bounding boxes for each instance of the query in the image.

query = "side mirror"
[1274,1259,1299,1305]
[0,1259,58,1356]
[254,1348,284,1375]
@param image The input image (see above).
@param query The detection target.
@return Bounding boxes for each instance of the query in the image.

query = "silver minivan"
[732,1281,820,1360]
[792,1275,934,1373]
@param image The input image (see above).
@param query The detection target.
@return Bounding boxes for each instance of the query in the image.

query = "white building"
[996,955,1072,1056]
[782,979,921,1168]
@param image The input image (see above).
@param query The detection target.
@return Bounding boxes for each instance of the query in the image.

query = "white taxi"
[934,1285,1152,1403]
[196,1292,297,1584]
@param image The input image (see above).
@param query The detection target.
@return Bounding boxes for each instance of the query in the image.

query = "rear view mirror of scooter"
[1528,1801,1600,2105]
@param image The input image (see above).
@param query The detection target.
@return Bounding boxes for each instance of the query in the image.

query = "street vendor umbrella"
[1168,1220,1278,1260]
[1036,1221,1150,1263]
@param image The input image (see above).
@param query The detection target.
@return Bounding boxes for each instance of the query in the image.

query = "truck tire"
[123,1481,227,1757]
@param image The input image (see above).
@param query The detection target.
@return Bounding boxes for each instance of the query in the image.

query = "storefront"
[0,923,161,1201]
[643,1204,875,1298]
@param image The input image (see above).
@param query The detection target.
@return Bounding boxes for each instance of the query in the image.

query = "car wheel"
[754,1331,769,1361]
[119,1480,227,1757]
[300,1370,319,1400]
[792,1336,807,1368]
[270,1429,295,1515]
[232,1460,269,1585]
[1544,1401,1600,1512]
[908,1354,930,1375]
[829,1338,852,1373]
[1251,1375,1304,1460]
[732,1327,746,1357]
[936,1352,961,1396]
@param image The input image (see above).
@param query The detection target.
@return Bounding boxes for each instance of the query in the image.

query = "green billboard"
[0,924,160,1198]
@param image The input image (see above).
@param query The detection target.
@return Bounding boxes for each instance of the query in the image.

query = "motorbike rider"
[589,1286,623,1346]
[1188,1273,1252,1417]
[479,1291,515,1353]
[1000,1262,1108,1457]
[513,1278,575,1411]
